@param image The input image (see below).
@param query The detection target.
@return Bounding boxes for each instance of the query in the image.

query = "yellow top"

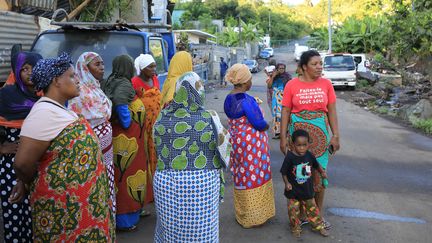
[160,51,193,107]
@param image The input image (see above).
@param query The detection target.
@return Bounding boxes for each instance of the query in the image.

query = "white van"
[352,53,370,72]
[322,53,357,89]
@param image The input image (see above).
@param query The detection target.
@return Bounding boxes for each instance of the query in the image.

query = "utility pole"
[268,11,271,35]
[328,0,332,53]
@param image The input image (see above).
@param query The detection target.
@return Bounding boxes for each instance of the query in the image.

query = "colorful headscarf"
[225,63,252,85]
[0,52,42,120]
[69,52,112,127]
[134,54,156,75]
[31,52,73,92]
[160,51,193,107]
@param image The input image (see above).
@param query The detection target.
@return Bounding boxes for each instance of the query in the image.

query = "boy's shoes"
[323,220,332,230]
[291,229,301,238]
[300,219,309,226]
[313,228,329,237]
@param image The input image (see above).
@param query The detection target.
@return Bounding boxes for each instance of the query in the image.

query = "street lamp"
[328,0,332,53]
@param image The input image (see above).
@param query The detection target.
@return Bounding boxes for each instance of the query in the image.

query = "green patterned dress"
[153,72,224,242]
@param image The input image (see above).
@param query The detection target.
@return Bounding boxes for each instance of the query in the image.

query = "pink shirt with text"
[281,77,336,113]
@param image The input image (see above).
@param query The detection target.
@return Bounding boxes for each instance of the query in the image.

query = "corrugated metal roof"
[0,11,40,82]
[21,0,57,11]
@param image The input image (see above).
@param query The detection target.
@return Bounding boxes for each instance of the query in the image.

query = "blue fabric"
[154,170,220,243]
[224,93,268,131]
[31,52,73,91]
[116,211,140,229]
[115,104,131,129]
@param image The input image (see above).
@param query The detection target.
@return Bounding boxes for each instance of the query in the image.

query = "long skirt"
[289,111,330,191]
[154,170,220,243]
[0,126,32,242]
[94,121,116,214]
[271,88,284,135]
[113,98,150,229]
[228,116,275,228]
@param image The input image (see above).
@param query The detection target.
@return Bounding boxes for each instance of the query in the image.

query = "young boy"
[280,129,329,238]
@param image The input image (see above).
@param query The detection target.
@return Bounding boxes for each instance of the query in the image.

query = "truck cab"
[30,22,177,88]
[321,53,357,90]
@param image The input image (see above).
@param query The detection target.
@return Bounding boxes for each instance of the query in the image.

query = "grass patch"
[377,106,389,114]
[356,79,371,89]
[412,118,432,134]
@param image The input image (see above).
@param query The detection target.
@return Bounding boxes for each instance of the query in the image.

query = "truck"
[321,53,357,90]
[25,9,208,89]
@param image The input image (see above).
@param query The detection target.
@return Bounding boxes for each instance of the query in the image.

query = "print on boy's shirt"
[295,88,326,105]
[292,162,312,184]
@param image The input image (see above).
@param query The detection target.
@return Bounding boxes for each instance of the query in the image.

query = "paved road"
[118,48,432,242]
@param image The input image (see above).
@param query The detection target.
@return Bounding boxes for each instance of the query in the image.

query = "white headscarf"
[134,54,156,75]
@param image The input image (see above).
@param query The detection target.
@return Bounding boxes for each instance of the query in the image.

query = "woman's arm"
[243,96,269,131]
[115,104,132,129]
[280,106,292,155]
[14,136,50,184]
[327,102,340,152]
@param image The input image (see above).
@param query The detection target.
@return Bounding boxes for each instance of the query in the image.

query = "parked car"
[259,50,271,59]
[264,47,274,57]
[322,53,357,90]
[242,59,258,73]
[294,43,309,62]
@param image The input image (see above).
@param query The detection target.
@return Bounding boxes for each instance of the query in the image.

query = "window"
[32,32,144,78]
[323,55,355,71]
[149,38,166,74]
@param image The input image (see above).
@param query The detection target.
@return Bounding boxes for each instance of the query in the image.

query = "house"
[173,29,216,44]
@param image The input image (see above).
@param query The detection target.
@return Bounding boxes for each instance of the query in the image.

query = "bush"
[412,118,432,135]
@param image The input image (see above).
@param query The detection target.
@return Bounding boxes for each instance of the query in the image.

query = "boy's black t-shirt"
[280,151,319,200]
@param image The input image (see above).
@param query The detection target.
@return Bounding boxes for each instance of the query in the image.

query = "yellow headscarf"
[160,51,193,107]
[225,64,252,85]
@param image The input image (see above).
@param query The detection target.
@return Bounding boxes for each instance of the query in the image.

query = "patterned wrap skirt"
[93,121,116,214]
[289,111,330,191]
[228,116,275,228]
[153,169,220,243]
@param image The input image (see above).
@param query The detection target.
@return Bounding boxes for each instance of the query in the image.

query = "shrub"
[412,118,432,135]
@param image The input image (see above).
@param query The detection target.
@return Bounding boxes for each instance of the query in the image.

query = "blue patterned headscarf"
[31,53,73,92]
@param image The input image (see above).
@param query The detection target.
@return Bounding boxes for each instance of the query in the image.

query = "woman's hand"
[329,135,340,154]
[8,180,26,204]
[0,142,18,154]
[285,183,292,191]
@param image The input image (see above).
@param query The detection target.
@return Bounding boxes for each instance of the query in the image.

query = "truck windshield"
[31,31,144,78]
[323,55,355,71]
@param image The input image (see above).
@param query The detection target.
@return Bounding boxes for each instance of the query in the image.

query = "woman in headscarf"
[103,54,148,231]
[0,51,42,242]
[68,52,115,214]
[13,53,114,242]
[153,51,226,242]
[224,64,275,228]
[159,51,193,107]
[131,54,162,207]
[267,63,292,139]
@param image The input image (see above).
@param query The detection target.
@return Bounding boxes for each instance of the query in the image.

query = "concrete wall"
[191,43,246,82]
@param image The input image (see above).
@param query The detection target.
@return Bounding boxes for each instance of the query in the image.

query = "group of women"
[0,48,339,242]
[0,49,169,241]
